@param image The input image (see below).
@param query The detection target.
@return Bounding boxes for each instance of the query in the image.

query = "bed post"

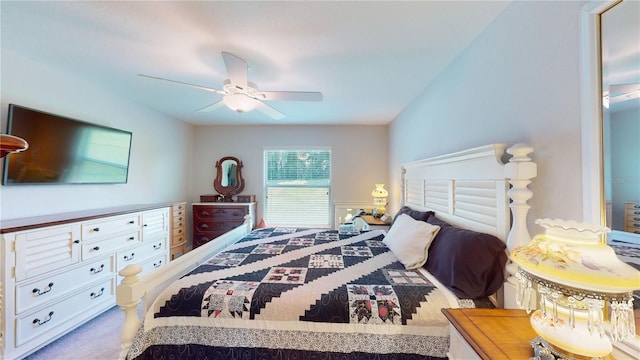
[117,264,143,359]
[503,143,537,308]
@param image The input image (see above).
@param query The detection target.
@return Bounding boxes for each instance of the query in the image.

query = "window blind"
[264,149,331,227]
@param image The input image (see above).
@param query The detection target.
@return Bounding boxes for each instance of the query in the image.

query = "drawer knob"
[200,224,210,230]
[90,287,105,299]
[73,240,80,244]
[32,282,54,296]
[33,311,54,326]
[90,264,105,274]
[153,243,162,250]
[634,211,640,215]
[154,260,163,268]
[634,205,640,209]
[634,224,640,228]
[202,211,211,216]
[93,246,101,251]
[634,217,640,221]
[128,236,135,241]
[92,227,100,232]
[124,253,135,261]
[129,220,135,224]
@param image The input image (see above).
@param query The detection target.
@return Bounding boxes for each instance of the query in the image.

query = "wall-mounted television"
[2,104,132,185]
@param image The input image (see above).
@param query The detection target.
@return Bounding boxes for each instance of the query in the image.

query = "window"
[264,148,331,227]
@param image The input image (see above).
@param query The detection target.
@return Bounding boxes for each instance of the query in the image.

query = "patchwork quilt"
[126,228,480,360]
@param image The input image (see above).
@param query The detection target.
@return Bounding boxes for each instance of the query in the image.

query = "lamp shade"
[511,218,640,358]
[371,184,388,217]
[511,218,639,293]
[371,184,388,199]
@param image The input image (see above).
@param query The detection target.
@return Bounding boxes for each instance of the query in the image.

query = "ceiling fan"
[139,52,323,120]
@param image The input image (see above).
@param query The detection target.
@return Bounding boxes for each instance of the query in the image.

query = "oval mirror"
[213,156,245,200]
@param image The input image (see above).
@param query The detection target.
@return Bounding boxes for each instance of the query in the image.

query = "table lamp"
[511,218,640,359]
[371,184,388,218]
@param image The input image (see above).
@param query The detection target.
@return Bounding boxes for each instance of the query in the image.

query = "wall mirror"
[581,0,640,244]
[601,0,639,241]
[213,156,245,200]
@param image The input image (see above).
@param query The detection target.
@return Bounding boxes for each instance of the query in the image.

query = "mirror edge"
[213,156,245,199]
[580,0,621,225]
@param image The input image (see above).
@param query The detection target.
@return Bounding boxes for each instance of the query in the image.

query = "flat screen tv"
[2,104,132,185]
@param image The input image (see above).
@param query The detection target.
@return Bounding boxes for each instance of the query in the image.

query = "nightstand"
[442,308,638,360]
[442,308,536,360]
[360,215,391,231]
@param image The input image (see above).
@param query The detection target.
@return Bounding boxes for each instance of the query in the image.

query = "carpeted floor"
[24,306,124,360]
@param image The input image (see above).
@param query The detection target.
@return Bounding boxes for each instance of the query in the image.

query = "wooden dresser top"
[1,203,174,234]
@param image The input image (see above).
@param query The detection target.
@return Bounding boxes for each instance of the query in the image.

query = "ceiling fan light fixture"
[224,93,256,113]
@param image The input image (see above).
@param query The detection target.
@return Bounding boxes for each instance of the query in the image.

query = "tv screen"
[2,104,132,185]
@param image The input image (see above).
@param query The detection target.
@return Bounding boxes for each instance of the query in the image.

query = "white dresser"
[0,204,171,360]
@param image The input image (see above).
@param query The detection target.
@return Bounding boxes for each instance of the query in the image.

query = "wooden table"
[442,308,538,360]
[441,308,638,360]
[360,215,391,230]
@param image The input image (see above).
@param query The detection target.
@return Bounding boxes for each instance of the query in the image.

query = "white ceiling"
[1,1,512,125]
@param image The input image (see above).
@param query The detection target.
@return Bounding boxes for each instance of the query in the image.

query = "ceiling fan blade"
[253,99,285,120]
[222,52,248,89]
[197,100,227,112]
[139,74,224,94]
[258,91,323,102]
[609,83,640,95]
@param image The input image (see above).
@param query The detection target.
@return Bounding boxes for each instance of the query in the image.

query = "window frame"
[263,146,332,228]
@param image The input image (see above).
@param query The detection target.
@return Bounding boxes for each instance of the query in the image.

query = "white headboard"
[400,143,537,308]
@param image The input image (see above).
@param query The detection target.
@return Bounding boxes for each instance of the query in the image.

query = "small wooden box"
[236,195,256,202]
[200,194,221,202]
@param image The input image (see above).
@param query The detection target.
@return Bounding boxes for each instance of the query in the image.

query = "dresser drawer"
[171,230,186,247]
[625,203,640,211]
[117,254,166,284]
[82,214,140,241]
[624,202,640,234]
[173,208,186,222]
[139,254,166,277]
[625,211,640,221]
[172,225,185,237]
[82,231,140,260]
[194,220,242,233]
[15,256,115,314]
[16,278,114,346]
[193,231,227,248]
[193,206,246,220]
[116,240,164,269]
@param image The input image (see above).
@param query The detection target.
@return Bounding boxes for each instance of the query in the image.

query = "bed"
[116,143,537,360]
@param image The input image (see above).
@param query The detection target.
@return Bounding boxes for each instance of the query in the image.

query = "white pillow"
[383,213,441,269]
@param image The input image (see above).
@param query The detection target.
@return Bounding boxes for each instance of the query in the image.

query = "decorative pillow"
[383,213,441,270]
[424,218,507,299]
[426,214,451,228]
[391,206,434,227]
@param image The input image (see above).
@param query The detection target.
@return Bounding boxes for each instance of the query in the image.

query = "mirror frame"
[213,156,245,200]
[580,0,620,225]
